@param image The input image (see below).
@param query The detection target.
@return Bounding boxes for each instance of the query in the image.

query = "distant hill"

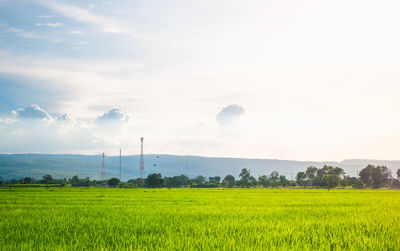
[341,159,400,168]
[0,154,398,181]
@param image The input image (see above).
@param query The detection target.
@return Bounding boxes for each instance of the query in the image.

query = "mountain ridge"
[0,154,398,181]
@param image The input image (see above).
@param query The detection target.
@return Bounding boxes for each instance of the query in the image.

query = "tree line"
[1,165,399,189]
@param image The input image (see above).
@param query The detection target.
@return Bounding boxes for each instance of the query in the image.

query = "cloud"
[35,22,62,27]
[96,107,130,123]
[68,30,83,34]
[38,15,55,18]
[40,2,137,36]
[56,113,71,121]
[6,27,43,39]
[216,104,245,127]
[11,104,52,120]
[0,105,134,153]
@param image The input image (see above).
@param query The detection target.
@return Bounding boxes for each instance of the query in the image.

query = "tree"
[147,173,163,188]
[107,178,120,187]
[80,177,90,187]
[71,175,80,187]
[270,178,279,187]
[23,177,32,184]
[359,165,391,188]
[269,171,280,187]
[249,176,257,186]
[354,178,364,189]
[359,165,374,186]
[70,175,90,187]
[208,176,221,185]
[340,176,357,188]
[239,168,250,187]
[279,175,289,186]
[397,169,400,179]
[59,178,68,187]
[270,171,279,179]
[41,174,54,184]
[296,172,306,186]
[305,166,318,181]
[332,167,345,177]
[193,175,206,185]
[323,174,340,190]
[258,175,269,187]
[223,175,235,188]
[178,175,190,186]
[370,167,383,188]
[164,175,189,187]
[371,166,391,188]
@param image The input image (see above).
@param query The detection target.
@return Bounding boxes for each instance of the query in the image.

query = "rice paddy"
[0,188,399,250]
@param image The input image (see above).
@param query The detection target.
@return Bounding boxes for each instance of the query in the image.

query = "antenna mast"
[101,153,106,179]
[140,137,144,187]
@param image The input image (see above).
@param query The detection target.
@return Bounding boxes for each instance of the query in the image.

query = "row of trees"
[295,165,398,189]
[0,172,289,188]
[143,171,291,188]
[1,166,399,189]
[145,165,400,189]
[0,175,111,187]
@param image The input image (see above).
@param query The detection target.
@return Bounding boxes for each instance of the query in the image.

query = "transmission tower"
[101,153,106,179]
[140,137,144,187]
[119,148,122,180]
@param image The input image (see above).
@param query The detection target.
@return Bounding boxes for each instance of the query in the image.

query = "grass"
[0,188,399,250]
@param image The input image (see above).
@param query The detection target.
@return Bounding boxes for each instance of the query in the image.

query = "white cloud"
[11,104,52,120]
[68,30,83,34]
[35,22,61,27]
[56,113,71,121]
[6,26,43,39]
[216,104,245,127]
[6,27,22,33]
[38,15,55,18]
[40,2,137,36]
[96,107,130,123]
[0,105,133,154]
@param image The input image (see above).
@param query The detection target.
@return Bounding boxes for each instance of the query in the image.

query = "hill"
[0,154,398,181]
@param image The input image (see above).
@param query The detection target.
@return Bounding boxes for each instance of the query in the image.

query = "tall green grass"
[0,188,399,250]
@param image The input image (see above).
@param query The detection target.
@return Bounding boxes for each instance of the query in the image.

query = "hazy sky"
[0,0,399,161]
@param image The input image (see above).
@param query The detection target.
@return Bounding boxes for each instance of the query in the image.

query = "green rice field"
[0,188,399,250]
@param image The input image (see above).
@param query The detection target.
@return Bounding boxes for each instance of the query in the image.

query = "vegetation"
[107,178,120,187]
[1,164,399,189]
[0,188,399,250]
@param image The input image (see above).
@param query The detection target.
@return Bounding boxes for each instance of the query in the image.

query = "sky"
[0,0,399,161]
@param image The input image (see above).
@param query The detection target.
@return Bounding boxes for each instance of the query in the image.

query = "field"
[0,188,399,250]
